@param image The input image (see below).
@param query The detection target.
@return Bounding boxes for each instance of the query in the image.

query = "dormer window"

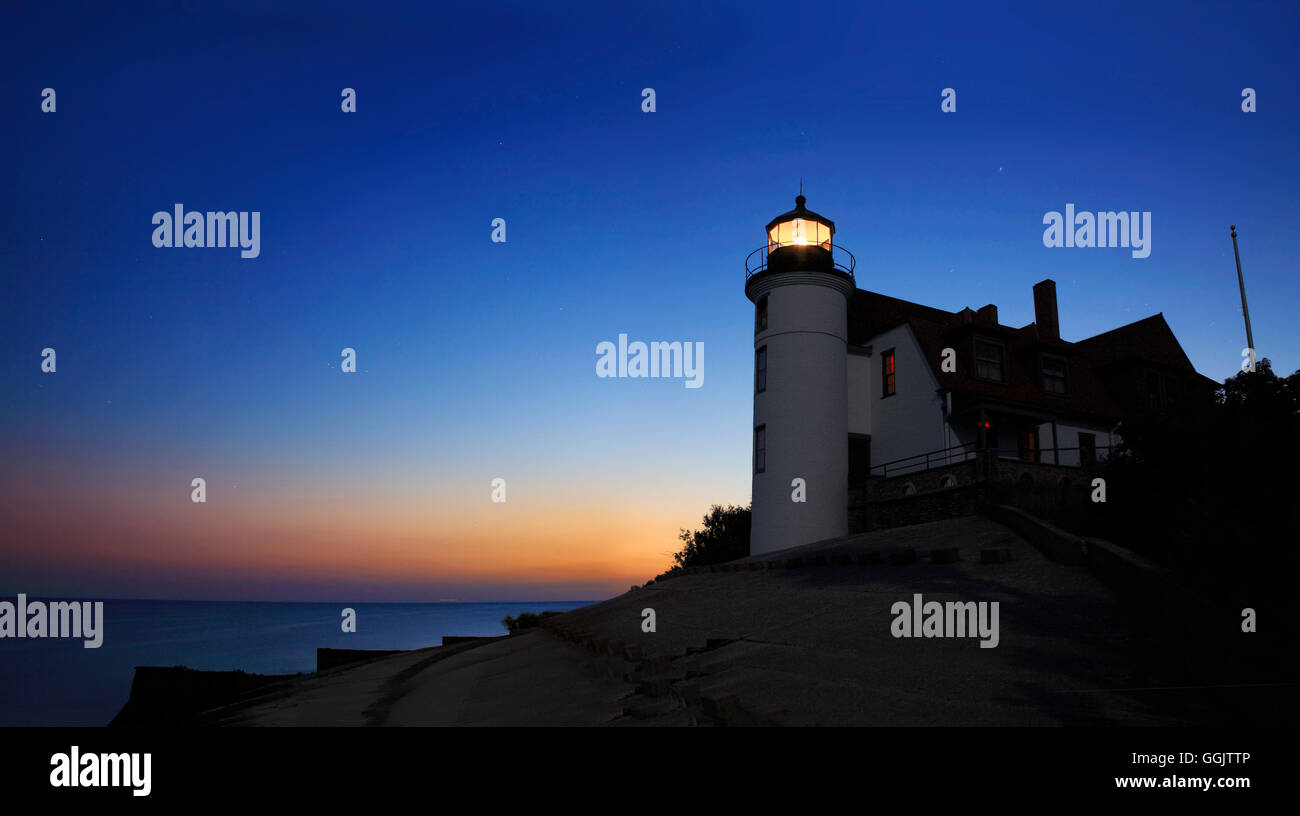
[1041,354,1068,395]
[974,338,1005,382]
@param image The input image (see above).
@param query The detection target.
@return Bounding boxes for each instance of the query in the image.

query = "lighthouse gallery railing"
[745,243,856,281]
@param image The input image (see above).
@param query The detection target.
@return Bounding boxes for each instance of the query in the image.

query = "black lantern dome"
[746,194,854,282]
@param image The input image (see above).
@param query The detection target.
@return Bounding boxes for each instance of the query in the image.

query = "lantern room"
[746,193,854,283]
[766,195,833,252]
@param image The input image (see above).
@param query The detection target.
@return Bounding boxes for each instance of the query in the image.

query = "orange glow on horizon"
[0,467,723,596]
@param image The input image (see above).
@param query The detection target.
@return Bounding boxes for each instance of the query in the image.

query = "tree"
[672,504,751,568]
[1095,359,1299,606]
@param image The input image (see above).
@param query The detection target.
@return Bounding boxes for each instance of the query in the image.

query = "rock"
[930,547,961,564]
[981,546,1013,564]
[677,683,702,705]
[888,548,917,565]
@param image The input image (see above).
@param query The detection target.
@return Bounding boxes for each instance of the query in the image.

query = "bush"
[672,504,751,568]
[501,610,561,634]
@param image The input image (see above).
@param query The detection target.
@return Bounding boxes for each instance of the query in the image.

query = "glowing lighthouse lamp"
[747,195,852,278]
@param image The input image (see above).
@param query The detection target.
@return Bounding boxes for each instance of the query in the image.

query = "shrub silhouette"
[1089,359,1298,613]
[672,504,751,569]
[501,610,561,634]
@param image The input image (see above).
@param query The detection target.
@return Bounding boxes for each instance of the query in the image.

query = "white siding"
[749,272,853,555]
[864,323,947,476]
[1032,421,1117,466]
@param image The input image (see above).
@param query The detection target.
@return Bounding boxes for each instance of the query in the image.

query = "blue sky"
[1,0,1296,600]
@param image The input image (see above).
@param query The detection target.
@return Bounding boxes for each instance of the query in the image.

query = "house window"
[756,295,768,334]
[1163,374,1178,408]
[974,338,1005,382]
[1041,354,1068,395]
[882,348,896,397]
[1079,432,1096,466]
[1018,428,1039,462]
[1145,370,1162,409]
[754,426,766,474]
[755,346,767,394]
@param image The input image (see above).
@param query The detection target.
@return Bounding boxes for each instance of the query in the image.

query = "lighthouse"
[745,195,855,555]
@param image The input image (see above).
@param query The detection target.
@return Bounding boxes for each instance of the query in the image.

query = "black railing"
[870,442,979,479]
[869,443,1115,479]
[745,243,855,281]
[1003,445,1114,467]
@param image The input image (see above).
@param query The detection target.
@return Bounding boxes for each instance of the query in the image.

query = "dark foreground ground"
[196,516,1295,726]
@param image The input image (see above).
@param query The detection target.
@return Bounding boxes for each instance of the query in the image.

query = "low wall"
[986,504,1087,565]
[987,504,1212,628]
[862,454,1096,532]
[866,482,989,530]
[1085,537,1211,625]
[317,647,406,672]
[868,459,981,501]
[991,457,1091,483]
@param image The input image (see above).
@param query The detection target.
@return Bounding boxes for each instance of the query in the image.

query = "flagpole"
[1231,225,1255,368]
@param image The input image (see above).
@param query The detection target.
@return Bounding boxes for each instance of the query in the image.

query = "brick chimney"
[1033,280,1059,340]
[975,303,998,324]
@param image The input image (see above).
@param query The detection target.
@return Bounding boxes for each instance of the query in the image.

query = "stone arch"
[902,482,917,496]
[940,475,957,489]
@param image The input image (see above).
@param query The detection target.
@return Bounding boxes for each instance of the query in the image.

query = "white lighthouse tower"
[745,194,855,555]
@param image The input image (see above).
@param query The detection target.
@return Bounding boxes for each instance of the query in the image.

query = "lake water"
[0,599,592,726]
